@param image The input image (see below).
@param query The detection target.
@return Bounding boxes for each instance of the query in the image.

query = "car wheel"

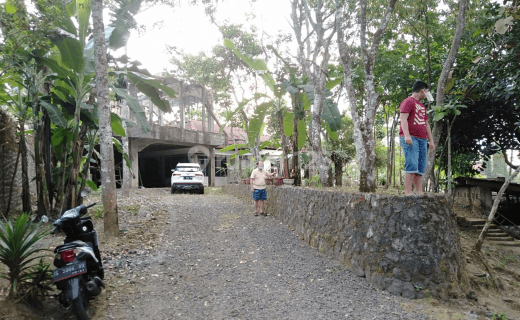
[199,188,204,195]
[171,186,175,194]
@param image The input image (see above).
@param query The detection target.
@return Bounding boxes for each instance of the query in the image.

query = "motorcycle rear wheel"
[71,286,91,320]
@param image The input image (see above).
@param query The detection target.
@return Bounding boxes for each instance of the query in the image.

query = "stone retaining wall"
[222,184,464,300]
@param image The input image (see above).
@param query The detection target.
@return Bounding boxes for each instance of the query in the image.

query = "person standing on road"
[399,81,435,195]
[250,160,275,216]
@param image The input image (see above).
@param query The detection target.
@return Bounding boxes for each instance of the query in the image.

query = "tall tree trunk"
[43,111,54,208]
[36,114,50,216]
[327,165,334,186]
[334,157,343,187]
[336,0,397,193]
[292,102,301,186]
[311,88,330,186]
[385,117,398,189]
[291,0,334,187]
[5,143,20,215]
[423,0,468,189]
[53,140,69,217]
[19,123,30,213]
[121,100,131,197]
[61,124,88,212]
[277,109,290,178]
[93,0,119,238]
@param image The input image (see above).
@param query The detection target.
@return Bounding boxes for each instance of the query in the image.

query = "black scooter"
[44,203,105,320]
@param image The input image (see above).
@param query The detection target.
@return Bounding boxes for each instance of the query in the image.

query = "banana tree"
[225,39,342,183]
[30,0,174,215]
[219,94,279,163]
[3,82,32,214]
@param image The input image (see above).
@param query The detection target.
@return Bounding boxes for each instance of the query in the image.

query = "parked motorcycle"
[43,203,105,320]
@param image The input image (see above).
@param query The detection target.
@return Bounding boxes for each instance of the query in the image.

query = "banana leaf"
[112,87,151,133]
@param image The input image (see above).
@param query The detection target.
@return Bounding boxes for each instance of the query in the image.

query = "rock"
[386,279,404,296]
[402,282,416,299]
[466,291,478,301]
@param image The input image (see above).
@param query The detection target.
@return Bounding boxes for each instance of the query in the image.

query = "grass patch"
[482,246,520,269]
[91,204,104,219]
[206,187,222,195]
[122,204,141,215]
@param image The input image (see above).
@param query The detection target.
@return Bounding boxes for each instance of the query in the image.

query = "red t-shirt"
[399,97,428,139]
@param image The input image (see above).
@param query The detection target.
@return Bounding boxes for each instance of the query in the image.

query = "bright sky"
[124,0,293,75]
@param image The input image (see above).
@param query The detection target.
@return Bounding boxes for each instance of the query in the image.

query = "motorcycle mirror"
[41,215,49,223]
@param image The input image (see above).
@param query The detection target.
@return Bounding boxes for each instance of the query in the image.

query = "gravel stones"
[223,185,464,301]
[108,192,429,319]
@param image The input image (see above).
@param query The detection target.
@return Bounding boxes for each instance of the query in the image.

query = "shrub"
[0,213,51,298]
[18,258,53,306]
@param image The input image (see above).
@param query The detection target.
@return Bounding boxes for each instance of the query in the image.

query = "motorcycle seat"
[54,240,90,253]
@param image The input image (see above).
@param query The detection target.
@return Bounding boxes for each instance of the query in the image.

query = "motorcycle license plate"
[184,176,192,180]
[53,261,87,282]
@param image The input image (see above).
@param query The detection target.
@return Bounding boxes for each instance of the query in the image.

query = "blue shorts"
[400,136,427,175]
[253,189,267,201]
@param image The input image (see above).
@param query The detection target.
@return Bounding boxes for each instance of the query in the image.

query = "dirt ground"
[0,188,519,319]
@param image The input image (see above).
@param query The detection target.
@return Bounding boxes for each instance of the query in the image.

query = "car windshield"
[176,167,200,172]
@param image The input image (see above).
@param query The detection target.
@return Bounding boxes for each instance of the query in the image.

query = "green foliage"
[309,175,322,188]
[0,213,51,298]
[224,38,275,92]
[112,87,151,133]
[247,102,270,148]
[241,164,255,179]
[91,205,104,219]
[283,111,294,136]
[110,112,126,136]
[18,258,53,306]
[490,311,508,320]
[432,101,466,122]
[126,71,175,112]
[327,114,355,164]
[107,0,144,50]
[39,101,68,127]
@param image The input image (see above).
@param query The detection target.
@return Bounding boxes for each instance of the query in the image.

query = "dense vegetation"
[0,0,518,224]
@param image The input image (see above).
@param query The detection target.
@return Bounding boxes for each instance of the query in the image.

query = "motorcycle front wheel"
[71,285,91,320]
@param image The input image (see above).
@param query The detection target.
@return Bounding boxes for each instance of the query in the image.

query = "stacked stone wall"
[223,184,464,300]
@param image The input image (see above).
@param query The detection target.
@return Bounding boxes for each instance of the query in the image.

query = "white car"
[171,163,205,194]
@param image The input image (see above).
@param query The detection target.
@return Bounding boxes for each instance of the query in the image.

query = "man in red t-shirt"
[399,81,435,195]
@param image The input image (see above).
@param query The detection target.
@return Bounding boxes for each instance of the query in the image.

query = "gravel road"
[100,190,432,320]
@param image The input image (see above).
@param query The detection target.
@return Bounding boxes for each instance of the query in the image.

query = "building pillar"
[179,81,185,129]
[210,147,216,187]
[208,97,214,133]
[158,107,163,126]
[148,98,154,128]
[202,88,206,132]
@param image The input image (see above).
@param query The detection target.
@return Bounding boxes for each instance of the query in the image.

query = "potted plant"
[241,165,255,184]
[283,178,294,186]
